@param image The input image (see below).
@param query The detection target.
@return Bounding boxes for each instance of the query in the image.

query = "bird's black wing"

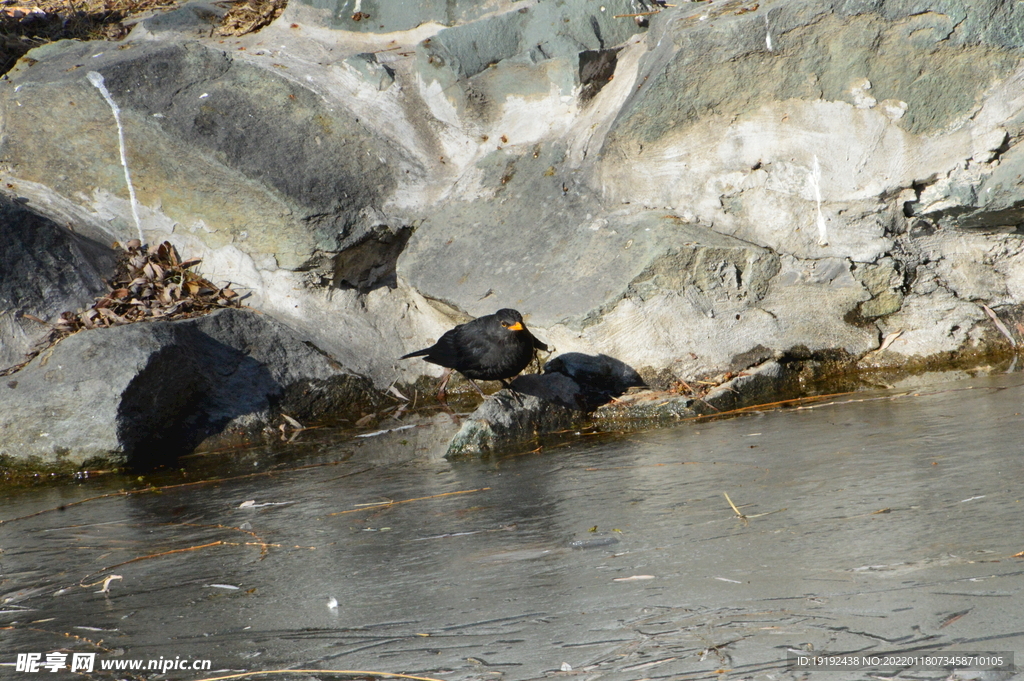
[413,326,468,369]
[401,315,497,369]
[445,318,502,375]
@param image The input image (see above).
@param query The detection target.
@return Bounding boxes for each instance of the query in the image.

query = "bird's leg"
[434,369,463,423]
[500,379,524,407]
[466,378,488,400]
[435,368,454,404]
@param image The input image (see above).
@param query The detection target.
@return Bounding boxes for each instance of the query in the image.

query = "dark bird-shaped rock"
[402,308,548,402]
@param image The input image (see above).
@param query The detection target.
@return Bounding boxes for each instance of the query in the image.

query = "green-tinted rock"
[1,40,400,269]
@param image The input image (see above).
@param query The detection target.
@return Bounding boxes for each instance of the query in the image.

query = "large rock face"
[598,1,1023,260]
[4,0,1024,465]
[0,308,381,469]
[1,39,406,271]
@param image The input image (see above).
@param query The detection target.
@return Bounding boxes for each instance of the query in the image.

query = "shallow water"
[2,373,1023,680]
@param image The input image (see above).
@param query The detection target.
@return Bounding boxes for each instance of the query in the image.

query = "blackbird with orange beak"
[401,308,548,402]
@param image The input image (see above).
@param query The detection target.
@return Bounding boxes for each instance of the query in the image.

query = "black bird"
[401,308,548,402]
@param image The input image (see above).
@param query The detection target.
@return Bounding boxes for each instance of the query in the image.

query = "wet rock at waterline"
[447,373,587,458]
[0,308,381,470]
[6,0,1024,469]
[446,359,793,456]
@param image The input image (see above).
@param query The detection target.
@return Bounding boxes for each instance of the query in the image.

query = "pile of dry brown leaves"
[2,240,242,376]
[0,0,287,74]
[216,0,286,36]
[55,239,241,334]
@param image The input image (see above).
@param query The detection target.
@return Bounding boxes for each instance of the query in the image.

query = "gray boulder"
[0,196,116,371]
[589,360,792,425]
[0,308,381,470]
[0,37,409,271]
[445,359,793,456]
[447,372,587,457]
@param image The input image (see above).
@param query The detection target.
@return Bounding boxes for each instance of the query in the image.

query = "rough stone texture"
[302,0,518,33]
[0,308,381,469]
[401,204,782,327]
[394,0,1024,379]
[420,0,642,81]
[598,2,1018,261]
[0,195,117,371]
[447,359,793,456]
[695,359,790,413]
[0,38,408,270]
[592,360,790,423]
[446,372,587,457]
[139,1,228,38]
[7,0,1024,465]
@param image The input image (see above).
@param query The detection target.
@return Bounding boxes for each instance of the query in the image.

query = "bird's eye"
[501,321,509,328]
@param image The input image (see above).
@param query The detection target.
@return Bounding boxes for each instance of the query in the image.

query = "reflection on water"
[2,374,1023,680]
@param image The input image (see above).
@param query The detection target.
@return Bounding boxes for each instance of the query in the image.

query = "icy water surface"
[2,374,1023,680]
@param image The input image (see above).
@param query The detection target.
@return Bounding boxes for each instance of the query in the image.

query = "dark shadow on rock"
[116,325,280,468]
[542,352,645,409]
[332,221,413,292]
[729,344,776,373]
[0,11,131,77]
[274,373,386,420]
[0,194,117,370]
[579,48,620,104]
[110,308,385,470]
[99,41,396,233]
[506,372,585,409]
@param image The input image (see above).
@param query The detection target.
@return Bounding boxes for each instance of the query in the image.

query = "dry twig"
[329,487,492,516]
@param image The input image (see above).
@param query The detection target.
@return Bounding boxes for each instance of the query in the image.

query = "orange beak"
[507,321,524,331]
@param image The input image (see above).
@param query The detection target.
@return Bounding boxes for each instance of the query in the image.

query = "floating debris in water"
[97,575,122,594]
[569,537,620,550]
[238,500,294,509]
[356,424,417,438]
